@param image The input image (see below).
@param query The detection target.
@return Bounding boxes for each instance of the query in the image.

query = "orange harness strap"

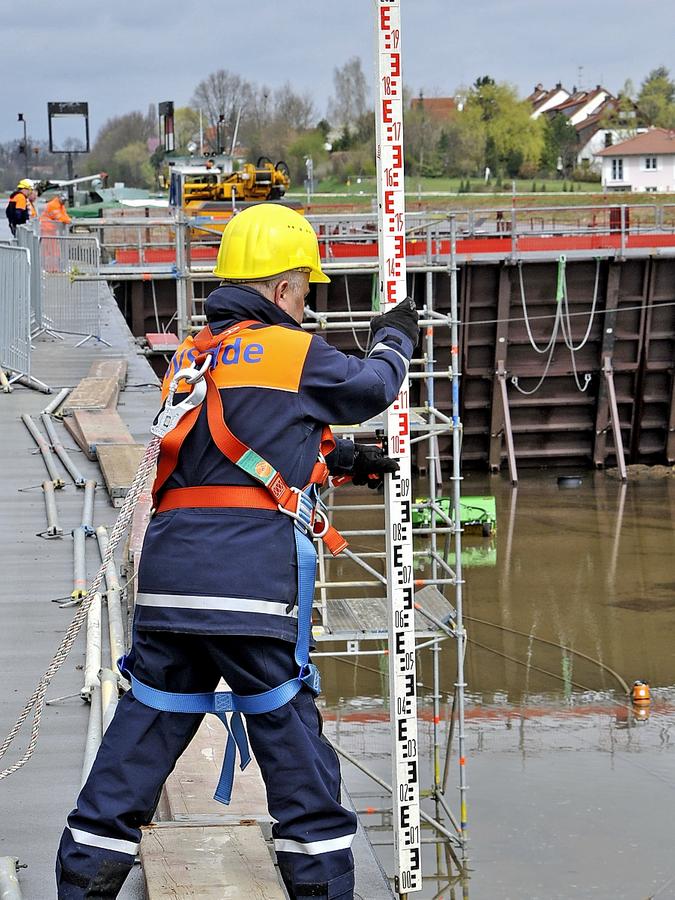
[151,323,347,556]
[156,486,278,513]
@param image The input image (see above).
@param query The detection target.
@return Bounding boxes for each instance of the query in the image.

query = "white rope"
[560,259,600,352]
[0,436,161,780]
[518,263,560,355]
[514,258,598,395]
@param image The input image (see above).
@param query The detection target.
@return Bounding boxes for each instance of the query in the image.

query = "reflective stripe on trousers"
[56,630,356,899]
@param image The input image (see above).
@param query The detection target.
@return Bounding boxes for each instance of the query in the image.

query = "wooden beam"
[602,356,627,481]
[488,265,512,472]
[668,368,675,464]
[593,262,621,467]
[629,259,656,461]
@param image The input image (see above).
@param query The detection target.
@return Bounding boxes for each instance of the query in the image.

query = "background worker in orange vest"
[40,192,72,235]
[5,179,32,235]
[28,188,38,220]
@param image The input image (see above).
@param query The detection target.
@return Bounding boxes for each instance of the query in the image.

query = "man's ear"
[273,279,290,305]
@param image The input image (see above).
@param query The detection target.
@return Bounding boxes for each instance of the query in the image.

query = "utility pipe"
[41,414,86,487]
[81,685,102,786]
[71,527,88,601]
[82,481,97,534]
[95,528,125,673]
[41,481,63,538]
[41,387,70,417]
[21,414,64,488]
[100,668,119,735]
[81,593,102,701]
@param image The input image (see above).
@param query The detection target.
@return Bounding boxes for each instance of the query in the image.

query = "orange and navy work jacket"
[5,190,29,231]
[135,284,414,641]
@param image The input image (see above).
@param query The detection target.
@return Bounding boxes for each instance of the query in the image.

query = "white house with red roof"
[596,128,675,191]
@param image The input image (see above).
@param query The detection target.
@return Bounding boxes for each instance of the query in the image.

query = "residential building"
[526,83,570,119]
[576,98,640,171]
[409,96,457,121]
[596,128,675,191]
[548,86,610,126]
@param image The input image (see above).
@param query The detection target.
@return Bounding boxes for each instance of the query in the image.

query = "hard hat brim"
[309,269,331,284]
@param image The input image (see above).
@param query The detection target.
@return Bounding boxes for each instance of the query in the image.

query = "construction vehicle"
[168,157,297,233]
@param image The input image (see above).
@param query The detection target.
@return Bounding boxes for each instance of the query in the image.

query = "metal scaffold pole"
[448,216,469,854]
[374,1,422,894]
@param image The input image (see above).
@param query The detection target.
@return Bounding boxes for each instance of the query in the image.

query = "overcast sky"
[2,0,674,144]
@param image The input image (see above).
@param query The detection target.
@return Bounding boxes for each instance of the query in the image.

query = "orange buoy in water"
[631,680,651,705]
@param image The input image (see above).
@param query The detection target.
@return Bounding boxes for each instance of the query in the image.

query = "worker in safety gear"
[41,192,71,235]
[56,203,419,900]
[5,179,33,236]
[28,188,38,220]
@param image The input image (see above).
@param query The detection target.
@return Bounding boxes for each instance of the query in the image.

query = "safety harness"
[121,320,347,805]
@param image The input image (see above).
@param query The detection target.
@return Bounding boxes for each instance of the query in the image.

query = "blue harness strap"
[121,492,321,805]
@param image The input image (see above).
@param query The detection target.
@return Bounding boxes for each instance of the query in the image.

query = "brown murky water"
[318,471,675,900]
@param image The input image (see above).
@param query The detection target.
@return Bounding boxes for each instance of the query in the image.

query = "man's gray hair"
[221,269,308,298]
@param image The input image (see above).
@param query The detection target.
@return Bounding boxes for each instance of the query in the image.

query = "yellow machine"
[168,157,298,235]
[182,157,290,205]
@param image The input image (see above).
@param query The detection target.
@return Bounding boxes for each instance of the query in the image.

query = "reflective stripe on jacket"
[135,284,413,640]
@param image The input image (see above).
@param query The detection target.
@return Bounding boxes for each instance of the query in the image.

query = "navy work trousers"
[56,630,356,899]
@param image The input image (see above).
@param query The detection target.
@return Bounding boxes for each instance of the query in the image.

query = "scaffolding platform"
[314,587,455,643]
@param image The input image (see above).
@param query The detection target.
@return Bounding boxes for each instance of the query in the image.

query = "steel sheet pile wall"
[301,258,675,472]
[0,245,31,384]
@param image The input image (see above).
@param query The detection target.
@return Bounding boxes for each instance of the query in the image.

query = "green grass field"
[287,176,675,214]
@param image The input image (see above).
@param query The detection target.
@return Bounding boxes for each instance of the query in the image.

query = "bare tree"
[191,69,255,150]
[273,83,315,131]
[328,57,369,132]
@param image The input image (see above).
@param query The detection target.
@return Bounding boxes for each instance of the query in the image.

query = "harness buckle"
[151,355,212,439]
[278,486,315,533]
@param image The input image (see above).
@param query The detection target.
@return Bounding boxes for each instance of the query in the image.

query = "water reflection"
[320,471,675,899]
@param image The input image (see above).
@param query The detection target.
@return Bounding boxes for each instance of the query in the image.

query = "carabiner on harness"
[151,354,212,439]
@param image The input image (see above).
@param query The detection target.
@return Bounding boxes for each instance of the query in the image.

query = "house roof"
[596,128,675,156]
[548,86,608,117]
[410,97,457,119]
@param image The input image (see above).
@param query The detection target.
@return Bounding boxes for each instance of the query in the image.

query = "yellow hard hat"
[213,204,329,283]
[17,179,33,190]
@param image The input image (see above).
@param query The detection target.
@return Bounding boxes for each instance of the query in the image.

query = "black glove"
[351,443,399,489]
[370,297,419,346]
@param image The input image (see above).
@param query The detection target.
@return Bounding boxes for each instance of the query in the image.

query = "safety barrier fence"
[41,234,104,344]
[15,224,44,336]
[0,244,32,388]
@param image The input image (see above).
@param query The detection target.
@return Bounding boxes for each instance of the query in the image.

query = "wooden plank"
[61,377,119,414]
[88,357,128,389]
[146,332,180,352]
[96,443,148,506]
[140,825,284,899]
[162,716,270,824]
[63,408,135,460]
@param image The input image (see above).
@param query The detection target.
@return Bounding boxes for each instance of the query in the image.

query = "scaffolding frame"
[178,212,472,891]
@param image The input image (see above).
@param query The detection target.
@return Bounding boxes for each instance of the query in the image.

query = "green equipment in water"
[412,495,497,536]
